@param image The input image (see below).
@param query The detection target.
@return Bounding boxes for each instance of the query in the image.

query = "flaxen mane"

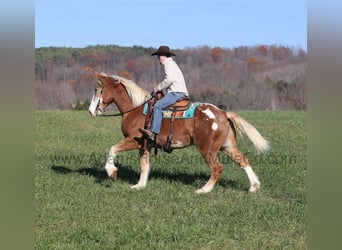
[109,74,149,107]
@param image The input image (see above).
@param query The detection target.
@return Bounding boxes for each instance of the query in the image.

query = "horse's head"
[89,72,149,116]
[88,72,118,116]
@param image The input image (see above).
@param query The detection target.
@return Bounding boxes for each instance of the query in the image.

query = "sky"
[35,0,307,50]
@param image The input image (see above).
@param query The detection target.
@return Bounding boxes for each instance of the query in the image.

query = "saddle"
[143,91,190,153]
[164,97,190,111]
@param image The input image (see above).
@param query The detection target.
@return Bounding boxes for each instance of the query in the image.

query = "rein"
[103,97,152,116]
[121,100,149,115]
[119,92,156,115]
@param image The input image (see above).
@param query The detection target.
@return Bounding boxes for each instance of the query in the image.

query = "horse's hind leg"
[195,148,223,194]
[221,136,260,192]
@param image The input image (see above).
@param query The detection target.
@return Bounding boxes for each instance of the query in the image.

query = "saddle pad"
[143,102,200,119]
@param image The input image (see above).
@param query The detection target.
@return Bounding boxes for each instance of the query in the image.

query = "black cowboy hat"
[151,45,176,56]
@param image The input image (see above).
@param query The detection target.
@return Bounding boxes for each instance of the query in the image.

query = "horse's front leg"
[105,137,139,181]
[131,148,150,190]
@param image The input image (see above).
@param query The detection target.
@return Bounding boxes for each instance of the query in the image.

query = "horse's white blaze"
[244,166,260,192]
[211,122,218,131]
[88,95,100,116]
[202,108,216,119]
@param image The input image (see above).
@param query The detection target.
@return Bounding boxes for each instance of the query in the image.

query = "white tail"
[226,112,270,154]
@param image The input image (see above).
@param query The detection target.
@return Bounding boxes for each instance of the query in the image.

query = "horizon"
[34,43,306,51]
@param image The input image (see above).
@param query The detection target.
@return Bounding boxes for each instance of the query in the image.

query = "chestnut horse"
[89,72,270,193]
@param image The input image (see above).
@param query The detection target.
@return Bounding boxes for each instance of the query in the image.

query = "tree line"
[35,44,307,110]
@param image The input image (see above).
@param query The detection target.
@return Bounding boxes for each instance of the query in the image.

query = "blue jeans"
[150,92,186,134]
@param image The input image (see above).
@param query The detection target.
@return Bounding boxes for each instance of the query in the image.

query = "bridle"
[90,81,152,116]
[88,81,104,116]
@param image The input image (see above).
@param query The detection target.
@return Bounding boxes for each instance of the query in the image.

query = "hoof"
[195,188,205,194]
[131,184,145,190]
[109,171,118,181]
[248,183,260,193]
[195,187,213,194]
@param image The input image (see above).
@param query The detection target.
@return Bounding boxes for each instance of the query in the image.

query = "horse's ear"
[94,72,105,87]
[95,72,105,79]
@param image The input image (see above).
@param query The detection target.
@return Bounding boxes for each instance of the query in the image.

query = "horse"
[88,72,270,193]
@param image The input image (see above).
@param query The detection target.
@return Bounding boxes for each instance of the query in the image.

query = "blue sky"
[35,0,307,50]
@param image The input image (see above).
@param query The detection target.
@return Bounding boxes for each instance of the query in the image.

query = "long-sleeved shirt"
[155,57,189,96]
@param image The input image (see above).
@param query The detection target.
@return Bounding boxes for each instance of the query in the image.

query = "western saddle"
[144,91,190,153]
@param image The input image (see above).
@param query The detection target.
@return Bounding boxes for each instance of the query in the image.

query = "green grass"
[35,110,307,249]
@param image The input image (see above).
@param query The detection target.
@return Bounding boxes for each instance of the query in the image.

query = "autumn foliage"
[35,44,307,110]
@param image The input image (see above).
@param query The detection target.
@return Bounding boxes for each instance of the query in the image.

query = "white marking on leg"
[244,166,260,192]
[131,167,149,190]
[131,151,150,190]
[195,185,214,194]
[105,146,118,178]
[202,108,216,119]
[108,145,116,156]
[211,122,218,131]
[171,141,185,148]
[105,157,118,178]
[221,139,231,149]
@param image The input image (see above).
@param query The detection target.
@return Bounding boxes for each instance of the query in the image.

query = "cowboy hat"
[151,45,176,56]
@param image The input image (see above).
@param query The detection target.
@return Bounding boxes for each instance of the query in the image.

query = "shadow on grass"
[149,170,242,190]
[51,163,138,185]
[51,164,241,190]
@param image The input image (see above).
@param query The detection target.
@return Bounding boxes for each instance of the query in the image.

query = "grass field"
[35,110,307,249]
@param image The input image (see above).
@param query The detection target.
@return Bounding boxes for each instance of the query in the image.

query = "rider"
[139,45,189,141]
